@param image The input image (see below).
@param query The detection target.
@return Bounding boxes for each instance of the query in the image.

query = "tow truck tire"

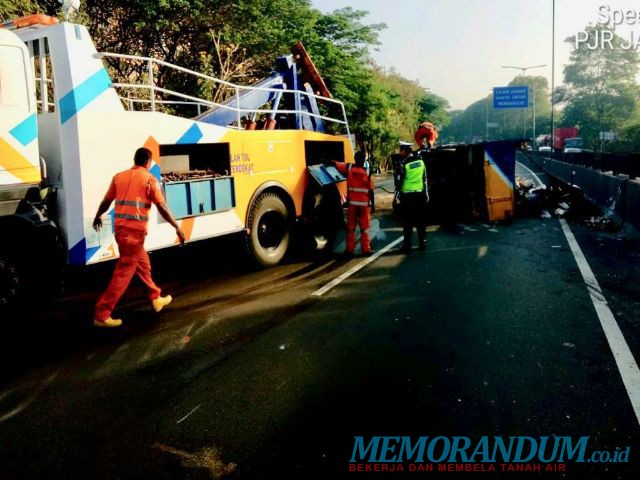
[246,193,291,268]
[308,188,342,255]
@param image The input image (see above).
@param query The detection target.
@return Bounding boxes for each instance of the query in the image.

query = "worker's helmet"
[414,121,438,148]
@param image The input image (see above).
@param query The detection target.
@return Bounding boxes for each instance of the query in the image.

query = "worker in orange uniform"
[92,147,186,327]
[333,151,374,256]
[414,121,438,149]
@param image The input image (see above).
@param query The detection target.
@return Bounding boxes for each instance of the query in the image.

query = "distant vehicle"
[553,127,580,151]
[563,137,585,153]
[535,134,550,147]
[538,146,552,153]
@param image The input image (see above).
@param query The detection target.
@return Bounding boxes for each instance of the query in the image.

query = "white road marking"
[0,369,60,424]
[311,237,403,297]
[176,403,201,424]
[424,245,483,254]
[516,160,545,188]
[560,219,640,426]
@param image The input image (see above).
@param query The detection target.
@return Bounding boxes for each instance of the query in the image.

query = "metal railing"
[96,51,350,137]
[531,150,640,179]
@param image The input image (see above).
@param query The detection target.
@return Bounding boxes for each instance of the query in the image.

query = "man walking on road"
[333,151,374,256]
[92,147,185,327]
[399,144,428,252]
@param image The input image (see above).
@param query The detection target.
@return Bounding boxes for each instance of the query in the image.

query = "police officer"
[399,145,428,252]
[393,141,413,190]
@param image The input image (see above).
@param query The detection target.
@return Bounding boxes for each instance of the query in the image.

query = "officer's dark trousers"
[400,192,427,248]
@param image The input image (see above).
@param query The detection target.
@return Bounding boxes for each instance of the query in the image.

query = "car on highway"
[538,145,552,153]
[564,137,586,153]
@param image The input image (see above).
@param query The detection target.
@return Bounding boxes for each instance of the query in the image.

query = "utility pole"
[533,85,537,145]
[486,97,489,141]
[501,64,547,144]
[551,0,555,154]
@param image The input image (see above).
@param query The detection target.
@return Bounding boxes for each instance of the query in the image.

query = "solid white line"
[516,160,545,188]
[176,403,201,424]
[559,219,640,426]
[310,236,403,297]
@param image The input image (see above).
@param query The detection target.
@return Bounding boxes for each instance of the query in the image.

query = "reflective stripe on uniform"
[401,158,426,193]
[114,213,148,221]
[350,200,369,207]
[349,187,369,193]
[116,200,152,209]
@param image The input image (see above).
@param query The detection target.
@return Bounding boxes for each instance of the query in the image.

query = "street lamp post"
[486,96,489,141]
[501,64,547,144]
[551,0,556,156]
[486,89,494,141]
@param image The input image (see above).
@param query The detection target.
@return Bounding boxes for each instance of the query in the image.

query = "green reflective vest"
[400,158,426,193]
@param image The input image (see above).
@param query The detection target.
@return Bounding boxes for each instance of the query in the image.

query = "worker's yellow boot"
[152,295,172,313]
[94,317,122,327]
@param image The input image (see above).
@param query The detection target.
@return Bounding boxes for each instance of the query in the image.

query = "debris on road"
[152,443,237,478]
[516,174,621,234]
[584,215,616,231]
[515,177,535,191]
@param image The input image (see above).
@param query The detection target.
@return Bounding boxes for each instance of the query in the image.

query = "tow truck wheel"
[309,189,341,254]
[246,193,291,267]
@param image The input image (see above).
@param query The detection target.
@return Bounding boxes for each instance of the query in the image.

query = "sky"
[311,0,640,109]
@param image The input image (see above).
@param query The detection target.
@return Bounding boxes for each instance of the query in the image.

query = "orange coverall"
[335,162,374,254]
[94,167,164,321]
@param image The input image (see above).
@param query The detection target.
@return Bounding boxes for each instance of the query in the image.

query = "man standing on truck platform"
[332,151,374,256]
[92,147,186,327]
[399,143,428,253]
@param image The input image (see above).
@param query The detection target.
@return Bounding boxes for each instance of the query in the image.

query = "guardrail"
[534,150,640,179]
[526,150,640,237]
[96,51,350,136]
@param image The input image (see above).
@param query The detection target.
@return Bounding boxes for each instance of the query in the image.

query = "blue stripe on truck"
[59,68,112,124]
[10,114,38,146]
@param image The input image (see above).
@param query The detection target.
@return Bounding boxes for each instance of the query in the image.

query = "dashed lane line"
[311,236,403,297]
[176,403,201,425]
[560,219,640,427]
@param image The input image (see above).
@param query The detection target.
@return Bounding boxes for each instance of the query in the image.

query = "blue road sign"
[493,86,529,109]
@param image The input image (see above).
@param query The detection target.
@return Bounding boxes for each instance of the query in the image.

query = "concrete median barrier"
[572,166,627,217]
[546,159,574,184]
[539,158,639,238]
[625,179,640,234]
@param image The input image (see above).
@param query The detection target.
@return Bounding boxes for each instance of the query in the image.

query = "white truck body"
[0,16,351,296]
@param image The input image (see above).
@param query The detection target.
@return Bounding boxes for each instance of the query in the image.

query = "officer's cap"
[399,141,412,150]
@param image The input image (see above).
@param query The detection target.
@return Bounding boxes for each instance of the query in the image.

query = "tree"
[0,0,454,159]
[558,25,640,151]
[0,0,40,18]
[441,74,551,143]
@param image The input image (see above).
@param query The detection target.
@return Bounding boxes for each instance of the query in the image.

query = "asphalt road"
[0,163,639,479]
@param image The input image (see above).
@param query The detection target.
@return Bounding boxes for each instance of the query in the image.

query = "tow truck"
[0,14,352,308]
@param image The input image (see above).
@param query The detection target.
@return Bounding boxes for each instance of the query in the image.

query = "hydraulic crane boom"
[197,42,332,133]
